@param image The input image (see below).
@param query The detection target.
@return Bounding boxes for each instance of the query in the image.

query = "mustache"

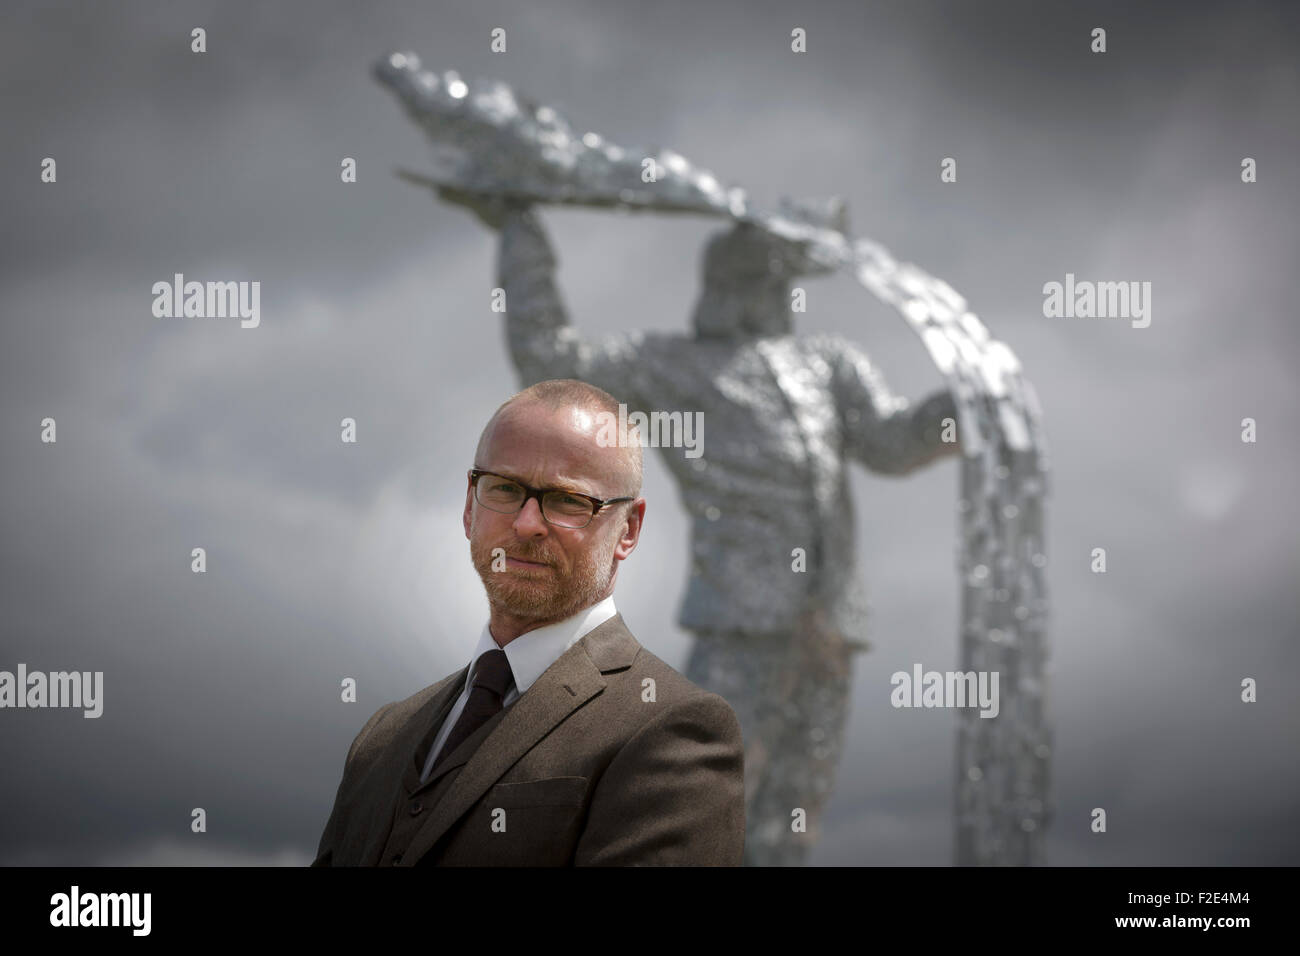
[483,543,555,566]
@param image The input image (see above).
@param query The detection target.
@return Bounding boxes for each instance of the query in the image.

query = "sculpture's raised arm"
[434,184,642,392]
[825,337,961,475]
[496,206,644,393]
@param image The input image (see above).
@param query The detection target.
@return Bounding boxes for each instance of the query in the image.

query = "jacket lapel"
[397,613,638,865]
[399,666,468,796]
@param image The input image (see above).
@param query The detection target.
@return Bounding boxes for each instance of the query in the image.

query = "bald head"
[474,380,643,498]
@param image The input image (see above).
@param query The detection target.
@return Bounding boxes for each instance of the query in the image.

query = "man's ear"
[613,499,646,560]
[463,482,475,539]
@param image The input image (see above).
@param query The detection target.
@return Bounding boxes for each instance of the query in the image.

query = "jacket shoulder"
[626,643,717,702]
[594,626,741,739]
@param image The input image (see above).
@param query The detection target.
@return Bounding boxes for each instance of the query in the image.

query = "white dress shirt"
[419,595,618,783]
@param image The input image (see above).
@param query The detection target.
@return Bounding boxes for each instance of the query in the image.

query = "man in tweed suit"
[312,379,745,866]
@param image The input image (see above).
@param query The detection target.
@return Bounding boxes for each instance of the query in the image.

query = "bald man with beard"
[312,379,746,867]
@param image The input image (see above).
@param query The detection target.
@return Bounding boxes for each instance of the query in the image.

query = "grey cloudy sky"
[1,0,1297,865]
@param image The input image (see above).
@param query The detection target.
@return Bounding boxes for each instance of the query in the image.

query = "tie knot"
[472,648,513,698]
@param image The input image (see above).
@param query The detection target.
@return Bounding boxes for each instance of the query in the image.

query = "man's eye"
[548,493,590,513]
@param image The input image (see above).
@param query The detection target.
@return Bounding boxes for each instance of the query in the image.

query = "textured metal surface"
[851,243,1053,867]
[376,51,1052,866]
[684,625,854,866]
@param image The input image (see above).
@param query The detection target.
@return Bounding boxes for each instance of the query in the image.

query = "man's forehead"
[486,401,601,443]
[479,402,619,482]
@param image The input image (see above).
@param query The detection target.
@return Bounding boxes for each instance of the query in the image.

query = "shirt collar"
[467,595,618,695]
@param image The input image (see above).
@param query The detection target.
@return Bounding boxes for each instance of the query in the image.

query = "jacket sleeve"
[828,337,960,475]
[573,693,746,866]
[309,701,395,867]
[498,206,644,393]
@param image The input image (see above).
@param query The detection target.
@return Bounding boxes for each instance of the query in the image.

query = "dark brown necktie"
[431,648,513,773]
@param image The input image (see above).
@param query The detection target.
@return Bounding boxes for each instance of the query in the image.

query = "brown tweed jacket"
[311,613,745,866]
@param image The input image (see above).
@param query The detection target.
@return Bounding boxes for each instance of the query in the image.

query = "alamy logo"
[50,886,151,936]
[152,273,260,328]
[1042,272,1151,328]
[595,404,704,459]
[0,664,103,718]
[890,663,999,718]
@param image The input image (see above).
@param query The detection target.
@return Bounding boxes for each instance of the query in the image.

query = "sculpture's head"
[691,196,850,340]
[691,222,794,339]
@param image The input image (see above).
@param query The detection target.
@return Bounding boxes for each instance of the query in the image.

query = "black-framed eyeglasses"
[468,468,636,530]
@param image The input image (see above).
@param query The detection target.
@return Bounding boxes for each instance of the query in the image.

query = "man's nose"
[512,494,549,535]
